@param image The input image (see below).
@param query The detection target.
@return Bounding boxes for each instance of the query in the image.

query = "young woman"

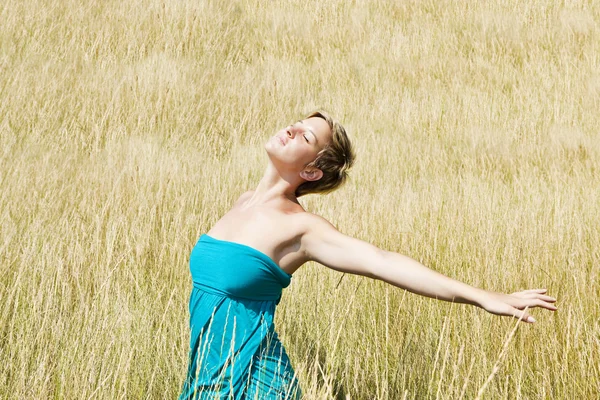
[178,111,558,399]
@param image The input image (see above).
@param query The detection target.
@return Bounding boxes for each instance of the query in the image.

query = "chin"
[264,140,277,155]
[264,144,280,162]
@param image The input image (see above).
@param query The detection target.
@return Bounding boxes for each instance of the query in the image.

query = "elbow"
[367,249,389,280]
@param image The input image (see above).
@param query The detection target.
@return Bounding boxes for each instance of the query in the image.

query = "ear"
[300,168,323,182]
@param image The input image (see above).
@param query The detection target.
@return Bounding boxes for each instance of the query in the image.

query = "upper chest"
[205,204,308,275]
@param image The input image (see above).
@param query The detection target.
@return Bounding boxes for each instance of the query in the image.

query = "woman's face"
[266,117,332,172]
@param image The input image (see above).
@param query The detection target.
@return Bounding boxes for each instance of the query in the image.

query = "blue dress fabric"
[179,234,302,400]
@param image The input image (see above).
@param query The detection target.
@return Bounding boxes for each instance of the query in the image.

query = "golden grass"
[1,0,599,398]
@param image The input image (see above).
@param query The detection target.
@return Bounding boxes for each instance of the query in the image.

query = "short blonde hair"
[295,111,356,198]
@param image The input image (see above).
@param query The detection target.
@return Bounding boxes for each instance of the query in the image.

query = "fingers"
[523,289,548,294]
[512,289,548,296]
[512,307,535,323]
[514,298,558,311]
[521,293,557,302]
[533,299,558,311]
[487,290,558,323]
[537,295,557,302]
[511,299,558,327]
[511,290,557,303]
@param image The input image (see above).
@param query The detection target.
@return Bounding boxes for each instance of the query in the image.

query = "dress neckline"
[201,234,293,277]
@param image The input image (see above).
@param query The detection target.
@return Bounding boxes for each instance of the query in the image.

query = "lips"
[278,136,286,145]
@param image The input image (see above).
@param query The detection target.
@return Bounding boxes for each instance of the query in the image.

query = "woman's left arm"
[375,251,557,323]
[302,213,558,324]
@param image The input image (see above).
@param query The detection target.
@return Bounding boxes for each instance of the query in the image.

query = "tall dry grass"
[1,0,599,398]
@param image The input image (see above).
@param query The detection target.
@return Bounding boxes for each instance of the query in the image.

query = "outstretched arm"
[301,214,557,323]
[374,251,557,323]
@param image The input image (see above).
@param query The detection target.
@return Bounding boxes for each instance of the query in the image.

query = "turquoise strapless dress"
[178,234,302,399]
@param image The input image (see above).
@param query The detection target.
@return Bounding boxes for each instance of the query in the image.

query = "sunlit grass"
[1,0,599,398]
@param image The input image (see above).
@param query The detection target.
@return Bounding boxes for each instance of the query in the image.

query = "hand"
[479,289,558,323]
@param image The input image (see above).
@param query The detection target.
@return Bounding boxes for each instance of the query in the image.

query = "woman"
[178,111,557,399]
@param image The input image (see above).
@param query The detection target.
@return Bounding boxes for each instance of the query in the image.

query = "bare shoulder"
[297,212,338,236]
[233,190,254,207]
[297,212,343,256]
[297,211,383,278]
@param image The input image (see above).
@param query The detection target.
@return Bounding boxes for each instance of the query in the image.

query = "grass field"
[1,0,599,398]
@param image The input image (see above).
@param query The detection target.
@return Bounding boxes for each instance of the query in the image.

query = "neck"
[246,163,302,206]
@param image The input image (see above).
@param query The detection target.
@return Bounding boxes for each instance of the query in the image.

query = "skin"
[206,116,558,324]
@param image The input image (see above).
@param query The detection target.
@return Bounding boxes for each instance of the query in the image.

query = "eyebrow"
[298,120,319,144]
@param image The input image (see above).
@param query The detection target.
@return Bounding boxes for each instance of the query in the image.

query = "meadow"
[1,0,599,398]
